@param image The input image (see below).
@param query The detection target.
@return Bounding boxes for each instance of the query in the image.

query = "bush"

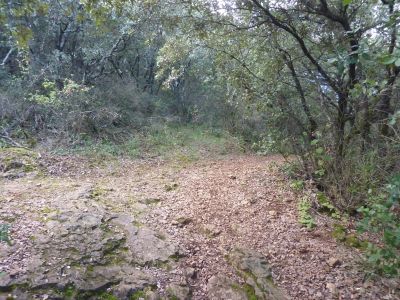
[302,130,400,212]
[357,175,400,276]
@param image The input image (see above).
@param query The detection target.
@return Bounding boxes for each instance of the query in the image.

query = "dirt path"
[1,153,399,299]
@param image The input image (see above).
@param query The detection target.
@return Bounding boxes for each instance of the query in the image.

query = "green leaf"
[327,57,338,64]
[380,55,396,65]
[342,0,352,5]
[395,58,400,67]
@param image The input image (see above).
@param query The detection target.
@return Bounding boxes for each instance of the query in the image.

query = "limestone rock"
[166,283,191,300]
[228,248,287,300]
[0,212,175,299]
[127,227,178,266]
[0,148,40,179]
[207,275,247,300]
[172,217,193,228]
[185,267,196,279]
[0,274,12,292]
[326,282,338,295]
[327,257,341,268]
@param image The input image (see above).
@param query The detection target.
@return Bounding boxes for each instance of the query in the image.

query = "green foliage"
[344,234,368,249]
[357,175,400,276]
[59,124,241,159]
[290,179,304,191]
[332,224,347,242]
[0,224,11,245]
[280,161,303,179]
[130,289,147,300]
[332,224,368,249]
[29,80,90,107]
[309,136,332,179]
[316,192,340,219]
[251,135,277,155]
[298,197,316,229]
[242,284,257,300]
[97,292,118,300]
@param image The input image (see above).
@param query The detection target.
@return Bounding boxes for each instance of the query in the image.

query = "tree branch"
[250,0,342,96]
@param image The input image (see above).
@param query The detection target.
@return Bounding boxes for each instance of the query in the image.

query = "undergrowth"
[53,124,244,160]
[298,197,316,229]
[357,175,400,276]
[284,158,400,276]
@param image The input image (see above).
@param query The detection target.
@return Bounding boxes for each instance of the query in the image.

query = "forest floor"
[0,150,399,299]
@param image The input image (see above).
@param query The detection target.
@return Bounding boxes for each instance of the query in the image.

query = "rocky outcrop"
[0,211,179,299]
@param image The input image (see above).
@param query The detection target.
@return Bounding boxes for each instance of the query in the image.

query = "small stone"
[172,217,192,227]
[326,283,337,294]
[139,198,161,205]
[249,198,257,204]
[268,210,277,217]
[185,267,196,279]
[327,257,341,268]
[8,269,20,277]
[202,224,221,237]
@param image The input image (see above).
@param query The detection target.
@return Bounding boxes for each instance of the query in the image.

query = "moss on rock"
[0,147,40,178]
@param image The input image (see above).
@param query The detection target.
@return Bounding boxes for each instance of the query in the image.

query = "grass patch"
[130,290,146,300]
[53,124,243,161]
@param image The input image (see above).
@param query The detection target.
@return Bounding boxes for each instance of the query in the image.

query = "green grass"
[53,124,243,161]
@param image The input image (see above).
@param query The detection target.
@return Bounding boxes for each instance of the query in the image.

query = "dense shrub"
[358,175,400,275]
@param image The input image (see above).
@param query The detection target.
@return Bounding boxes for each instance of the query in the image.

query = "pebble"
[327,257,341,268]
